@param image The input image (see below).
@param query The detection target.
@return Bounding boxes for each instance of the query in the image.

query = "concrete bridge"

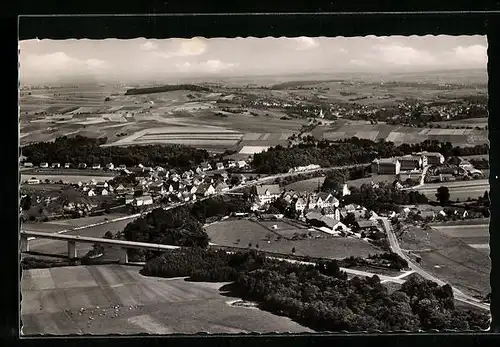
[20,230,180,264]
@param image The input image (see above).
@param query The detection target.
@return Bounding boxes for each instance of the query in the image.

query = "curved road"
[379,218,490,311]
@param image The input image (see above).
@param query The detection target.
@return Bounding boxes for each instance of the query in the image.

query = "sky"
[19,35,487,85]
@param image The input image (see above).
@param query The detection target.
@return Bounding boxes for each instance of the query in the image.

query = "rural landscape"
[19,36,491,335]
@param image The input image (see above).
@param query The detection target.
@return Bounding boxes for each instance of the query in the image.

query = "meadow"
[205,219,381,259]
[21,265,313,335]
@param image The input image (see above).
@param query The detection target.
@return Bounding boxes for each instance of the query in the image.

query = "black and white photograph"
[19,34,491,335]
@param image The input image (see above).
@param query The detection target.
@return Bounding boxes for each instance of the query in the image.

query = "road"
[379,218,490,311]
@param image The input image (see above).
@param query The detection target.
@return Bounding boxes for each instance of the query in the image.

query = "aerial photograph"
[19,35,490,335]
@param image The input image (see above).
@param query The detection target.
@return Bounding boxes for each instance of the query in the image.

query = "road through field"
[379,218,490,312]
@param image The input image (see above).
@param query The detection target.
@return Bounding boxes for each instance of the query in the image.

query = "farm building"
[216,162,225,170]
[355,220,380,232]
[304,212,348,234]
[125,194,135,205]
[255,184,281,205]
[40,162,49,168]
[418,151,445,165]
[237,160,248,168]
[64,163,71,169]
[23,162,33,168]
[398,154,426,171]
[371,158,401,175]
[51,163,61,168]
[78,163,87,169]
[106,163,115,170]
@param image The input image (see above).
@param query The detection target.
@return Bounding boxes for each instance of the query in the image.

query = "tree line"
[124,84,210,95]
[22,135,210,170]
[140,247,489,332]
[252,137,489,173]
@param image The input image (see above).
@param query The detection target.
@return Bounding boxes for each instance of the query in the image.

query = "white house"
[40,162,49,168]
[23,162,34,168]
[88,189,96,197]
[294,197,307,213]
[106,163,115,170]
[26,178,40,185]
[51,163,61,168]
[92,163,101,170]
[237,160,247,168]
[134,195,154,206]
[125,194,135,205]
[64,163,71,169]
[255,184,281,205]
[101,189,109,196]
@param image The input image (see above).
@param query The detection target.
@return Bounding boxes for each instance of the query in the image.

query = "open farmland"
[321,123,488,147]
[346,174,398,188]
[399,225,490,296]
[430,222,490,254]
[206,219,381,259]
[415,179,489,201]
[21,265,313,335]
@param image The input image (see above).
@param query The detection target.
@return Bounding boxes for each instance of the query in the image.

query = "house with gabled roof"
[149,181,166,195]
[216,162,225,170]
[196,183,216,197]
[255,184,281,205]
[214,181,229,193]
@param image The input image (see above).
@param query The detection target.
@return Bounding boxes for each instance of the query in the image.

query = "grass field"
[284,176,325,192]
[21,174,112,184]
[346,174,397,188]
[399,225,490,296]
[206,220,381,259]
[21,265,313,335]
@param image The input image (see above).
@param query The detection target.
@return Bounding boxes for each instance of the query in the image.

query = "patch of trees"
[22,135,210,170]
[120,207,209,261]
[340,253,409,271]
[190,196,252,224]
[469,158,489,169]
[20,195,32,211]
[344,182,428,214]
[21,257,77,269]
[141,248,489,331]
[252,137,489,173]
[124,84,210,95]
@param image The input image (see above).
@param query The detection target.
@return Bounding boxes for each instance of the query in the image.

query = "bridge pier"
[67,241,77,259]
[20,234,29,252]
[118,247,128,264]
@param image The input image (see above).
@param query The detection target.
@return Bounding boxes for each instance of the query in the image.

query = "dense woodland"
[252,138,489,173]
[22,136,210,169]
[140,248,489,332]
[124,84,210,95]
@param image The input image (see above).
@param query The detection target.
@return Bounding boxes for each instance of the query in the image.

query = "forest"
[252,137,489,173]
[140,248,489,332]
[22,135,210,169]
[124,84,211,95]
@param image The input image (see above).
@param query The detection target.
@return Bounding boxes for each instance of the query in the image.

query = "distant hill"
[124,84,211,95]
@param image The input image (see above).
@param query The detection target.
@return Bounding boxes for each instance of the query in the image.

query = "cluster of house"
[426,159,483,183]
[252,183,384,238]
[371,151,445,175]
[66,162,251,207]
[287,164,321,173]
